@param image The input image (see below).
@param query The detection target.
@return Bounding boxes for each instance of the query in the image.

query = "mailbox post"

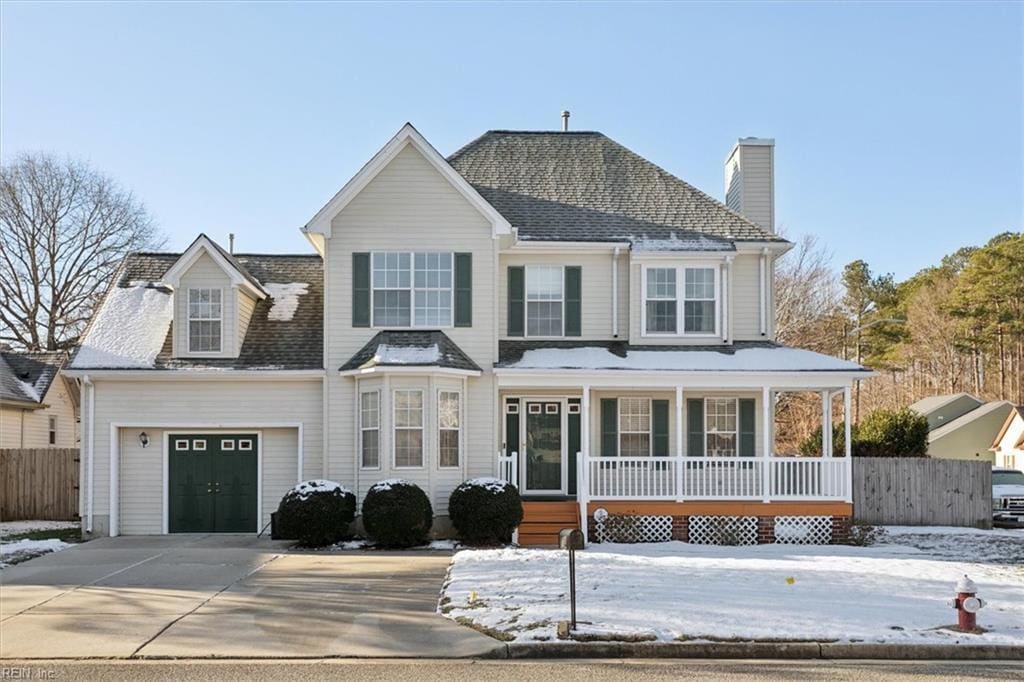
[559,528,584,632]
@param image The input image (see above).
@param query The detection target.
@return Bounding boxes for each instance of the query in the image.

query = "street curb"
[504,641,1024,660]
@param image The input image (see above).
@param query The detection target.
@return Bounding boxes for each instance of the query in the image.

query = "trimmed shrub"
[276,479,356,548]
[362,479,433,548]
[448,478,523,545]
[798,422,853,457]
[854,408,929,457]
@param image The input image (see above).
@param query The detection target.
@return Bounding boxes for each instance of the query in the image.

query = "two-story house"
[66,123,869,545]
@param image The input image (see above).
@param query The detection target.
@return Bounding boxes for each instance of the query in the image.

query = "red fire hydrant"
[950,574,986,632]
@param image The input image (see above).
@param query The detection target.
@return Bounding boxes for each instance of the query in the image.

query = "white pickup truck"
[993,468,1024,528]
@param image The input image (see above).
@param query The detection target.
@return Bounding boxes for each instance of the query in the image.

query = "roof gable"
[161,234,267,299]
[305,123,512,238]
[0,351,67,406]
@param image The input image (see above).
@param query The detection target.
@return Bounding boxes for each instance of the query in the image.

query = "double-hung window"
[526,265,563,336]
[188,288,222,352]
[705,398,737,457]
[438,390,461,468]
[619,397,652,457]
[48,415,57,445]
[360,391,380,468]
[643,266,718,335]
[371,252,452,327]
[393,390,424,467]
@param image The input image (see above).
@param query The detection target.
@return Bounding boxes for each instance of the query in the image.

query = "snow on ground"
[440,531,1024,645]
[506,345,864,372]
[264,282,309,321]
[0,520,79,539]
[373,344,440,365]
[0,538,71,567]
[879,526,1024,565]
[71,284,173,368]
[330,539,460,551]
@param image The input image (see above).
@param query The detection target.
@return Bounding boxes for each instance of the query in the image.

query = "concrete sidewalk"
[0,536,504,659]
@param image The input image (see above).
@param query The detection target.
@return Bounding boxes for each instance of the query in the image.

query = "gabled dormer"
[160,234,268,358]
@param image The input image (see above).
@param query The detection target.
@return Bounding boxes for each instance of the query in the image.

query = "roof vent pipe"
[561,110,570,132]
[229,233,235,254]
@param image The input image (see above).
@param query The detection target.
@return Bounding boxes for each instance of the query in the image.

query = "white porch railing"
[498,451,518,488]
[585,455,848,501]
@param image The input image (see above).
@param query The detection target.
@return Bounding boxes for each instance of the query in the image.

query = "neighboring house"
[65,123,869,544]
[0,350,79,449]
[909,393,1013,463]
[991,407,1024,471]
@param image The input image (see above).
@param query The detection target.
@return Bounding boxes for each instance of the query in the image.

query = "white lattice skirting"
[688,515,759,546]
[774,515,833,544]
[594,515,673,543]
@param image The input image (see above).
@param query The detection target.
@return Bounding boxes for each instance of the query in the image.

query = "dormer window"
[372,252,453,327]
[188,288,222,352]
[642,265,719,337]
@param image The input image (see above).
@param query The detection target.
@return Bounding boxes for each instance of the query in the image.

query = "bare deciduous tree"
[0,153,164,350]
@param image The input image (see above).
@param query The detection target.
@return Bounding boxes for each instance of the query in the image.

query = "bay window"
[360,390,380,469]
[643,265,719,336]
[393,389,424,467]
[372,252,452,327]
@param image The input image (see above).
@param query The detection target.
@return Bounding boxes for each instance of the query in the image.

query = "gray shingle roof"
[79,252,323,370]
[341,331,481,372]
[448,131,785,246]
[0,351,67,404]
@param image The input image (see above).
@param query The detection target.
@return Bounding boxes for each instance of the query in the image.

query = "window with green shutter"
[564,266,581,336]
[600,398,618,457]
[686,399,704,457]
[738,398,756,457]
[507,267,524,337]
[652,400,670,456]
[352,253,371,327]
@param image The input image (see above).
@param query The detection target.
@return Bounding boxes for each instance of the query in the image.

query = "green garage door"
[169,434,258,533]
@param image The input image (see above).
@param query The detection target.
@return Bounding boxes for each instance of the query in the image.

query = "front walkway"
[0,535,503,659]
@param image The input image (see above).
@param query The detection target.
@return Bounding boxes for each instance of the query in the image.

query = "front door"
[169,434,258,533]
[522,401,565,494]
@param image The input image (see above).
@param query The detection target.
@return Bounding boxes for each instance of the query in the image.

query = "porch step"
[518,501,580,547]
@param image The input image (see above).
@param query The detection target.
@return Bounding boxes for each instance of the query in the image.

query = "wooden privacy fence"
[852,457,992,528]
[0,448,79,521]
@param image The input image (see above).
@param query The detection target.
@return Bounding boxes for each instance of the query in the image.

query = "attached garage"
[115,426,302,535]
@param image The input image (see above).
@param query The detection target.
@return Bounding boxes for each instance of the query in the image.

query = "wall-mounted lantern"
[138,431,150,449]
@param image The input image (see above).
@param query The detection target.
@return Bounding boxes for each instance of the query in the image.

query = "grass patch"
[454,616,516,642]
[4,527,82,543]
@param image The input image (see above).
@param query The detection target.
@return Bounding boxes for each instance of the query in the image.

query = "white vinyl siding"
[0,381,78,449]
[325,141,497,515]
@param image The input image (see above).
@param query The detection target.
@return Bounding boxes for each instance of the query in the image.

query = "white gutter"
[611,246,620,337]
[82,374,95,534]
[338,366,482,378]
[62,369,326,380]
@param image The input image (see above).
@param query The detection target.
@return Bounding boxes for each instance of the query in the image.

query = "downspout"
[611,246,620,338]
[82,375,95,534]
[759,248,768,336]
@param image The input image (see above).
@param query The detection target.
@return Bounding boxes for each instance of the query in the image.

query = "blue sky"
[2,1,1021,280]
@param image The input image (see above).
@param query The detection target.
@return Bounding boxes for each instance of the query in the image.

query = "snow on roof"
[502,346,866,372]
[71,284,173,369]
[264,282,309,322]
[372,344,441,365]
[627,232,735,252]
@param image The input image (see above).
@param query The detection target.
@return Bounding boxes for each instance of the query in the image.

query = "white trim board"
[159,234,267,300]
[305,123,512,238]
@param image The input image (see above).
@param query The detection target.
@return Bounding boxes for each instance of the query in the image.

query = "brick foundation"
[671,516,688,542]
[831,515,852,544]
[756,516,776,544]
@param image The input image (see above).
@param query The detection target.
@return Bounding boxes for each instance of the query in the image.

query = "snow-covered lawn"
[0,520,79,567]
[440,527,1024,645]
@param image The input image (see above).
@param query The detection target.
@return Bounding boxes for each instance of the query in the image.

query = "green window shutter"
[686,399,704,457]
[739,398,756,457]
[564,266,582,337]
[600,398,618,457]
[567,400,581,494]
[454,253,472,327]
[652,400,670,456]
[507,266,524,337]
[352,253,370,328]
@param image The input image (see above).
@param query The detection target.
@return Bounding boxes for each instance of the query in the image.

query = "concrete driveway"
[0,536,504,659]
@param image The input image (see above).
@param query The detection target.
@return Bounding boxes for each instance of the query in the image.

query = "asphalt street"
[1,659,1021,681]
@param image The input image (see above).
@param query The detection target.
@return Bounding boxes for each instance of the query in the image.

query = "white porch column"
[762,385,771,502]
[675,386,684,500]
[843,386,853,502]
[821,390,832,458]
[580,384,591,544]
